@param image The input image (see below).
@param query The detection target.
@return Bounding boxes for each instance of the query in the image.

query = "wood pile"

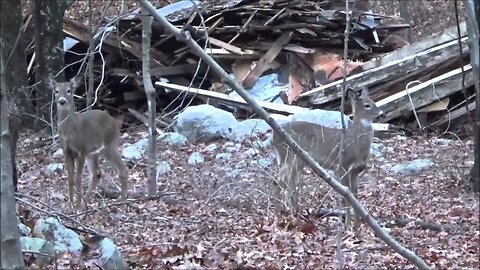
[23,0,475,134]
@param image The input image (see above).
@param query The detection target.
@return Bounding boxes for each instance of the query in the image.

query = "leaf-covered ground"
[15,129,479,269]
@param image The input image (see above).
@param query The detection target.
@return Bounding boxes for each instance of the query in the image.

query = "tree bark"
[465,0,480,192]
[398,0,413,43]
[32,0,70,129]
[0,39,25,270]
[141,9,158,197]
[1,0,31,191]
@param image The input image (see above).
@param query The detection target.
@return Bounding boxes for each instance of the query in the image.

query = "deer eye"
[364,103,371,109]
[55,90,59,95]
[66,90,71,94]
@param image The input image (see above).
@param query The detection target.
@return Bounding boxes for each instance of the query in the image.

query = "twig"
[71,192,177,217]
[15,194,99,235]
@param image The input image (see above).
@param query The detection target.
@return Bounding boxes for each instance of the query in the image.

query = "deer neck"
[57,107,75,129]
[351,116,372,130]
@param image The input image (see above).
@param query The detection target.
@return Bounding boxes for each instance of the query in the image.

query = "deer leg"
[84,154,101,202]
[105,146,128,199]
[349,164,365,230]
[339,167,352,230]
[274,163,289,208]
[74,156,86,209]
[64,152,75,206]
[288,160,301,213]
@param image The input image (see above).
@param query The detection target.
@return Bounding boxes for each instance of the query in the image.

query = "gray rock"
[230,119,271,141]
[251,135,273,151]
[188,152,204,165]
[235,160,248,169]
[158,132,188,146]
[122,144,142,160]
[47,163,63,172]
[225,168,242,178]
[390,159,434,175]
[156,161,171,177]
[252,157,274,167]
[204,143,218,152]
[370,143,383,158]
[122,138,148,160]
[223,142,241,153]
[53,149,63,157]
[215,153,232,160]
[243,148,257,158]
[434,138,453,145]
[174,104,238,143]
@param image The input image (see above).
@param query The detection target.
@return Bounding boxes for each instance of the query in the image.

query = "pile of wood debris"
[25,0,476,134]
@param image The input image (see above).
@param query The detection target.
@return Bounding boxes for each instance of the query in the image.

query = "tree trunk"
[466,0,479,192]
[32,0,69,129]
[398,0,413,43]
[1,0,31,190]
[0,40,25,270]
[141,10,158,197]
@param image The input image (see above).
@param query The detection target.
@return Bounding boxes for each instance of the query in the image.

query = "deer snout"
[58,98,67,106]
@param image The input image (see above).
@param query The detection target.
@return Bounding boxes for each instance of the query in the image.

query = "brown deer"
[272,87,383,230]
[46,75,128,209]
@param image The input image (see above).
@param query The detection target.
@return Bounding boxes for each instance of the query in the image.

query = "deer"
[46,75,128,209]
[272,87,383,230]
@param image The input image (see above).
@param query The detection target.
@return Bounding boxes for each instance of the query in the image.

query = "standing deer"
[46,75,128,209]
[272,87,383,230]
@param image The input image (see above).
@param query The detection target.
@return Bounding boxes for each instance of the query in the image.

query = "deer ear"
[346,88,357,101]
[361,87,370,98]
[70,75,83,89]
[45,75,56,90]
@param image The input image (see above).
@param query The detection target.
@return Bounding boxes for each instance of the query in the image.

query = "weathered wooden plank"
[207,36,250,55]
[362,20,467,70]
[299,36,469,105]
[376,65,473,121]
[431,99,476,127]
[242,31,293,89]
[155,81,307,115]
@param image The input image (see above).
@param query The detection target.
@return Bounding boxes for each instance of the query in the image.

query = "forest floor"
[15,128,479,269]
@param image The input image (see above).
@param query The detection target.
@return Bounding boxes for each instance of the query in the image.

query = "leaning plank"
[299,36,469,105]
[155,81,307,114]
[362,20,467,70]
[155,81,389,131]
[431,99,476,127]
[376,65,473,121]
[242,31,293,89]
[207,37,248,55]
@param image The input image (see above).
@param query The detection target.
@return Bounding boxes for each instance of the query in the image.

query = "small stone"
[188,152,204,165]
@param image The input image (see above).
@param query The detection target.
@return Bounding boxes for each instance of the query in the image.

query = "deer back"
[273,87,383,170]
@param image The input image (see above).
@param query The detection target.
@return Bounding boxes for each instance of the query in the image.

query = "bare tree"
[32,0,75,129]
[141,9,157,197]
[0,42,25,270]
[0,0,31,191]
[398,0,413,43]
[465,0,479,192]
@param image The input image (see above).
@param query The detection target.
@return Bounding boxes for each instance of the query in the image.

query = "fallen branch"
[140,0,431,269]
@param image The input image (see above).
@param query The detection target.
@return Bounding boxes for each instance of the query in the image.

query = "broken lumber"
[376,64,473,121]
[299,36,469,105]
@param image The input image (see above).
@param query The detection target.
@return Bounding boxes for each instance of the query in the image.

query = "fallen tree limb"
[140,1,431,269]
